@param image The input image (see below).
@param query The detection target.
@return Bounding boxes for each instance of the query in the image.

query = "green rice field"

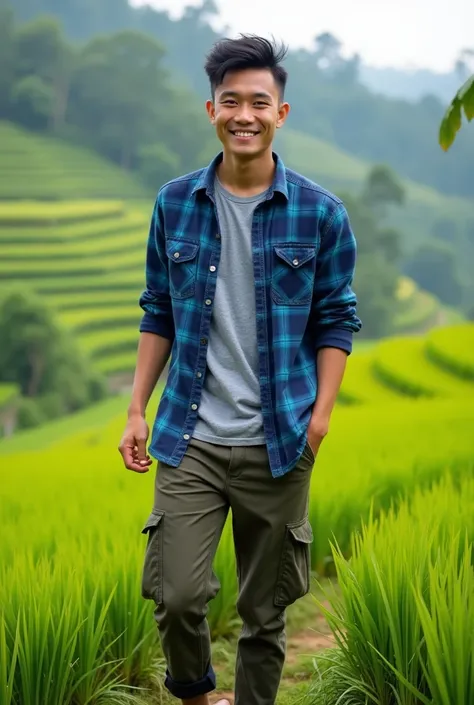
[1,322,473,704]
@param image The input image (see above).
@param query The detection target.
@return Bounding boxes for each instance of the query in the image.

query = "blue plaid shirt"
[139,152,361,477]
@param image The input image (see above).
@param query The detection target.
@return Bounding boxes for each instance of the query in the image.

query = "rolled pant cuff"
[164,664,216,699]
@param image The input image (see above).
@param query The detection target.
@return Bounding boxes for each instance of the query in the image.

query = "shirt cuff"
[315,327,353,354]
[139,311,175,340]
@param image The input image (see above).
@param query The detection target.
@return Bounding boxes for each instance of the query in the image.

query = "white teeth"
[234,131,256,137]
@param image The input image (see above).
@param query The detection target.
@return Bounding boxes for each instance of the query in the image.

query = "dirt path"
[210,610,336,704]
[286,627,335,665]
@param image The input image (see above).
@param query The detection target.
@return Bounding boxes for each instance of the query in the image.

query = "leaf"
[439,74,474,150]
[439,99,462,151]
[458,75,474,121]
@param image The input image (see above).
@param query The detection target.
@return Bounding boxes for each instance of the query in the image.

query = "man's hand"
[307,413,330,458]
[118,414,153,473]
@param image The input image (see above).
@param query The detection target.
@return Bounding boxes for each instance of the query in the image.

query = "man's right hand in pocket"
[118,414,153,473]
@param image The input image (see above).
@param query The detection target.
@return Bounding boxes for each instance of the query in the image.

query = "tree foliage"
[0,287,107,429]
[0,8,217,190]
[342,166,404,338]
[404,243,464,307]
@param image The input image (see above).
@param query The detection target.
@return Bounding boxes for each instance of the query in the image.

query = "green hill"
[340,322,474,405]
[276,128,474,256]
[0,122,149,200]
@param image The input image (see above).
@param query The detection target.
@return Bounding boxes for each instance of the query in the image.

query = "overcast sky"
[133,0,471,73]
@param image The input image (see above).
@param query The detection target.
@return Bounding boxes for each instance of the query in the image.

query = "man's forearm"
[128,332,172,418]
[312,346,348,418]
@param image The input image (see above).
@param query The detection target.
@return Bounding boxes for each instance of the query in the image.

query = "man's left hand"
[307,414,330,457]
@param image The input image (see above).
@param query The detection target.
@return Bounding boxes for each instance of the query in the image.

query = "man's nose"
[234,104,254,123]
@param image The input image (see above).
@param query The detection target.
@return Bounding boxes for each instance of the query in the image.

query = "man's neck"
[217,150,275,198]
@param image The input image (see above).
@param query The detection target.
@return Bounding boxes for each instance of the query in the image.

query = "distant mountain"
[359,65,461,104]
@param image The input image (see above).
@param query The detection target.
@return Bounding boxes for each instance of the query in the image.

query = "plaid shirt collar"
[191,151,289,201]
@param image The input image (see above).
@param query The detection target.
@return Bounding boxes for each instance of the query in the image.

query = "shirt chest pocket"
[271,244,317,305]
[166,238,200,299]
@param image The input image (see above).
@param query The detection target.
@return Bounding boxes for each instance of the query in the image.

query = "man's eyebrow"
[219,90,273,100]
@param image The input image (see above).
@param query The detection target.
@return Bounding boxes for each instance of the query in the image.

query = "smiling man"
[118,34,361,705]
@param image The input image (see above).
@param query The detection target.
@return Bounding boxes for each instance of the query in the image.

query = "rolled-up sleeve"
[138,192,175,340]
[312,202,362,354]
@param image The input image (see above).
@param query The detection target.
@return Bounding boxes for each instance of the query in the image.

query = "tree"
[0,5,15,119]
[313,32,343,71]
[11,74,54,130]
[311,32,359,85]
[0,287,107,426]
[137,142,180,189]
[69,30,170,169]
[342,191,402,338]
[182,0,218,25]
[361,164,405,217]
[455,48,474,81]
[404,243,464,306]
[13,15,74,131]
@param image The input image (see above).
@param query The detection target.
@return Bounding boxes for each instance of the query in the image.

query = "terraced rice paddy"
[0,199,148,376]
[0,122,148,200]
[340,323,474,404]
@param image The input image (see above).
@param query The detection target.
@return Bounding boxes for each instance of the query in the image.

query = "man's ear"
[276,101,290,129]
[206,99,216,124]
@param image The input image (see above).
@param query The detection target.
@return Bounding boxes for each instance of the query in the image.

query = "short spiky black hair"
[204,34,289,100]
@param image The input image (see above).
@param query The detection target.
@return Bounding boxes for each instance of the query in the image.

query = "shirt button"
[293,258,299,266]
[205,299,212,306]
[191,404,198,410]
[216,233,221,239]
[209,265,216,272]
[196,371,202,378]
[174,252,180,259]
[183,434,190,440]
[200,338,207,345]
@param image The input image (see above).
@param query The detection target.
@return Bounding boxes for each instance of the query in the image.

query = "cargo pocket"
[274,517,313,607]
[141,510,164,604]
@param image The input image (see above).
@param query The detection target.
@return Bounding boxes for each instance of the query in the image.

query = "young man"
[118,35,361,705]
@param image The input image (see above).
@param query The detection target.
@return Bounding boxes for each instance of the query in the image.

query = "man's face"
[206,68,290,159]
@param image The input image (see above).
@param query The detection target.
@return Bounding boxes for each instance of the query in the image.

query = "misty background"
[0,0,473,430]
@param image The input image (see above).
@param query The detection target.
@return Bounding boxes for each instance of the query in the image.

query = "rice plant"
[311,475,474,705]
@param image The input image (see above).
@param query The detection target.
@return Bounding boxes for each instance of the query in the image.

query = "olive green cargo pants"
[140,438,314,704]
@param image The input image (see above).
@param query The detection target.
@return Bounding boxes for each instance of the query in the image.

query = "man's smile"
[229,130,260,139]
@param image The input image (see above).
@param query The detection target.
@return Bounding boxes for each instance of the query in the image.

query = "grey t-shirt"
[192,178,268,445]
